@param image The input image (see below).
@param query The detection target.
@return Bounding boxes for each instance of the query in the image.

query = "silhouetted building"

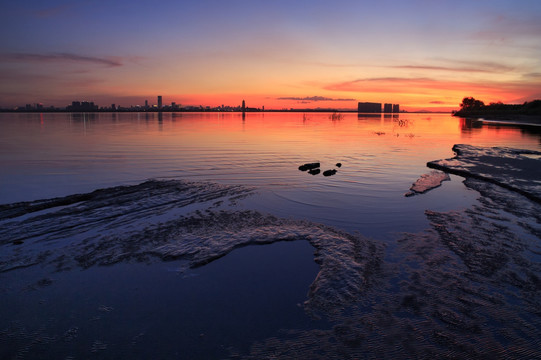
[242,100,246,112]
[145,100,148,109]
[393,104,400,113]
[158,96,162,109]
[384,103,393,113]
[67,101,98,112]
[358,102,382,113]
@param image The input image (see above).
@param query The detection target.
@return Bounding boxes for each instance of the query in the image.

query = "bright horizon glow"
[1,0,540,111]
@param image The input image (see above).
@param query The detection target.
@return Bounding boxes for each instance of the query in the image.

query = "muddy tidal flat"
[1,143,540,359]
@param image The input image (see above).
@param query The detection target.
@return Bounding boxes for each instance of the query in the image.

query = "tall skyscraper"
[242,100,246,112]
[158,96,162,109]
[383,103,392,113]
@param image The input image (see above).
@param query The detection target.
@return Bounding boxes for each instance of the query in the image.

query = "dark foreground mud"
[241,186,541,359]
[1,144,541,359]
[0,179,383,316]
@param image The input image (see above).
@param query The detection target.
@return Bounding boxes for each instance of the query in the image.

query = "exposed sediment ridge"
[405,170,450,197]
[0,179,383,316]
[241,145,541,359]
[427,144,541,203]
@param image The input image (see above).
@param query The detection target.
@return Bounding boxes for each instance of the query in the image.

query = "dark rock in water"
[323,169,337,177]
[298,162,320,171]
[336,163,342,168]
[308,168,320,175]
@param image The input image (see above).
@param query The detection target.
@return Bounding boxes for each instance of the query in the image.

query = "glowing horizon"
[1,0,540,112]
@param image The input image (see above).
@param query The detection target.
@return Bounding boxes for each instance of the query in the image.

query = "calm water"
[1,112,539,237]
[1,112,540,359]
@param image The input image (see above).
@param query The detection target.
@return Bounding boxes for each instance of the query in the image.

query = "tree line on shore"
[454,97,541,117]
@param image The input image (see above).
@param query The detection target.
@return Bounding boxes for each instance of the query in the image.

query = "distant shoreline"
[453,99,541,123]
[473,117,541,127]
[0,109,450,114]
[453,112,541,126]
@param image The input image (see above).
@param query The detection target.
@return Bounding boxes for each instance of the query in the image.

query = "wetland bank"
[1,112,540,359]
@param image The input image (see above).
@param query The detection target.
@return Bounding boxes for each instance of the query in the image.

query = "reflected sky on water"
[1,112,539,237]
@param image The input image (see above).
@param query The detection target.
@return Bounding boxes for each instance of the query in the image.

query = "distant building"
[358,102,382,113]
[242,100,246,112]
[384,103,393,113]
[67,101,98,112]
[393,104,400,113]
[158,96,162,109]
[145,100,149,109]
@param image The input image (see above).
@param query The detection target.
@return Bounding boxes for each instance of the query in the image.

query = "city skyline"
[4,96,407,113]
[1,0,540,112]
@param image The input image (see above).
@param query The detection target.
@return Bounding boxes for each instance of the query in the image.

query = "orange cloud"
[323,76,540,110]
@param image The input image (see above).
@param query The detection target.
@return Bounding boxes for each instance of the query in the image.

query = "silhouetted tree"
[454,97,541,117]
[459,97,485,111]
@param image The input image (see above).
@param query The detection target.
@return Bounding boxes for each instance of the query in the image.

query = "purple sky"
[1,0,540,110]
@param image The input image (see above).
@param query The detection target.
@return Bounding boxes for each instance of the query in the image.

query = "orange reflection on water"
[77,112,539,158]
[90,112,539,182]
[0,111,539,204]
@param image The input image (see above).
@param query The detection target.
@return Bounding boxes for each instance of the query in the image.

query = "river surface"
[0,112,540,359]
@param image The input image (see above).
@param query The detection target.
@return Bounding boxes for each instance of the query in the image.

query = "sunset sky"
[1,0,540,111]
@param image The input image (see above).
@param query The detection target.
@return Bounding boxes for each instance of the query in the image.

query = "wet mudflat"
[0,178,382,359]
[243,145,541,359]
[1,144,540,359]
[1,112,541,359]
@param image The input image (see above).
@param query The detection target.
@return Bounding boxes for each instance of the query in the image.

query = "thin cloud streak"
[442,59,516,73]
[393,64,513,73]
[277,96,356,102]
[0,53,122,67]
[34,4,74,18]
[324,77,436,92]
[394,58,517,74]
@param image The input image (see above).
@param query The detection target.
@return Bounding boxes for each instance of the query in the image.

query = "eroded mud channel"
[1,145,540,359]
